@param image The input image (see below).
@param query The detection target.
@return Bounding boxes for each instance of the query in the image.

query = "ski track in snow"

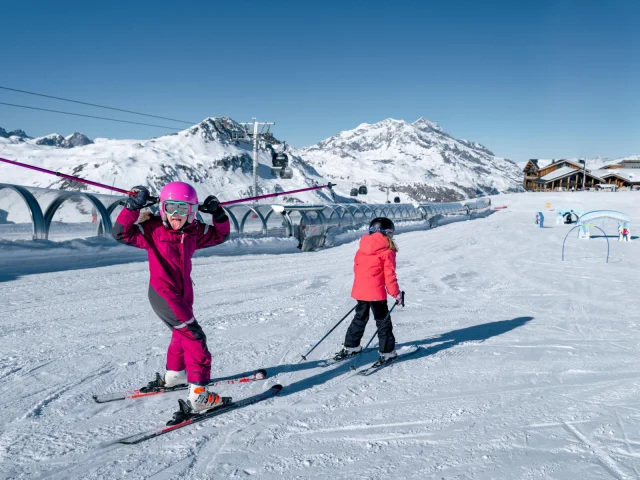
[2,191,640,478]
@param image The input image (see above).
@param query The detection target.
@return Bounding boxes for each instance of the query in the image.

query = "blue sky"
[2,0,639,162]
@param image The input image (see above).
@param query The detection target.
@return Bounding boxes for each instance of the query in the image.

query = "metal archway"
[360,205,375,217]
[264,208,292,236]
[222,207,240,234]
[44,191,112,239]
[339,208,356,225]
[562,225,610,263]
[0,183,46,239]
[321,206,342,227]
[239,207,268,234]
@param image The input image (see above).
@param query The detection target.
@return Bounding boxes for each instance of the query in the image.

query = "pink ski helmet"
[159,181,199,223]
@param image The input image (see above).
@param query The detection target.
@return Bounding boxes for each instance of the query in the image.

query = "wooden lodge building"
[523,158,640,191]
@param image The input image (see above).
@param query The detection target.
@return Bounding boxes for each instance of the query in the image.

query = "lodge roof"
[534,166,604,184]
[592,168,640,183]
[525,159,585,172]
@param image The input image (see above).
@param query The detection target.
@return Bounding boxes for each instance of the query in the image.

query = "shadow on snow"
[256,316,533,397]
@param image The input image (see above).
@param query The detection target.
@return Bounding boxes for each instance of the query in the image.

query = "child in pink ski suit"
[113,182,230,411]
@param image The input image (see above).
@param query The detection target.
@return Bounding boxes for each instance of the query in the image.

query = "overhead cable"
[0,102,182,130]
[0,85,196,124]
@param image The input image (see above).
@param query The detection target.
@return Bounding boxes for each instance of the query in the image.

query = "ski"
[116,384,283,445]
[317,347,377,368]
[93,369,267,404]
[356,346,420,376]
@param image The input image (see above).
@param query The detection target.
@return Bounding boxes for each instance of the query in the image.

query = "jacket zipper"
[180,232,186,295]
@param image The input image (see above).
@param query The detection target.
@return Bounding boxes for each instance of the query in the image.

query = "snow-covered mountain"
[300,117,524,203]
[0,118,331,223]
[0,127,30,139]
[34,132,94,148]
[1,115,524,224]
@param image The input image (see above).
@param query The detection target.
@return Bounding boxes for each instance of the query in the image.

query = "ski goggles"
[369,227,394,237]
[162,201,193,217]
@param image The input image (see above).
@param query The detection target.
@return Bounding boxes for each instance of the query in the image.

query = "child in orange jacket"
[334,217,403,364]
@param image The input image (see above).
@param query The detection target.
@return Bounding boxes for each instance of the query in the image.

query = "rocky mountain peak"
[64,132,93,148]
[34,134,66,147]
[0,127,31,139]
[300,117,523,202]
[412,117,443,133]
[185,117,241,144]
[33,132,93,148]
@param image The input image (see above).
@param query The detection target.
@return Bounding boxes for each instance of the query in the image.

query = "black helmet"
[369,217,395,236]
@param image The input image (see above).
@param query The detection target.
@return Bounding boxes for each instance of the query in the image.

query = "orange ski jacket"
[351,232,400,301]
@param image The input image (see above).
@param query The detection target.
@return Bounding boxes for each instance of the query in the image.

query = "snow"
[301,117,523,203]
[0,118,332,223]
[592,169,640,182]
[538,166,588,182]
[2,191,640,478]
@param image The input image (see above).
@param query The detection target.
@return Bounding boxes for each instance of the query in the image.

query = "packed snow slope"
[2,191,640,479]
[0,118,331,223]
[301,117,524,203]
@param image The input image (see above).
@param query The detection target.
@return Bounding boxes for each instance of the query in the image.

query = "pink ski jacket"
[351,232,400,301]
[113,208,230,322]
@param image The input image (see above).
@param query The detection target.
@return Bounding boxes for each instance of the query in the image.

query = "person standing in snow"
[334,217,403,364]
[620,225,630,242]
[112,182,230,413]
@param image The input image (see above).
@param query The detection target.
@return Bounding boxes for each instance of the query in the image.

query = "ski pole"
[300,304,357,361]
[0,156,139,196]
[350,291,404,371]
[0,156,336,206]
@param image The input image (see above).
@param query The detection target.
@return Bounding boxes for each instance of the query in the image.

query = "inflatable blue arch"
[562,210,631,263]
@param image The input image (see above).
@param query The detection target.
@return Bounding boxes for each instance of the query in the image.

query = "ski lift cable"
[0,102,182,130]
[0,86,196,124]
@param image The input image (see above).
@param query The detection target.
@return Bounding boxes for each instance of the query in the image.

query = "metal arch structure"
[340,207,356,224]
[320,205,343,227]
[97,199,126,236]
[0,183,47,239]
[400,205,414,218]
[264,207,294,236]
[360,205,375,217]
[562,225,610,263]
[44,191,113,239]
[222,207,240,234]
[238,206,268,235]
[0,182,490,251]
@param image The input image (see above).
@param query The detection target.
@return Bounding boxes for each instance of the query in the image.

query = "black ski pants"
[344,300,395,354]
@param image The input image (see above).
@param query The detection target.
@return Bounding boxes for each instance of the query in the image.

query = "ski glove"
[395,292,405,307]
[200,195,228,222]
[125,186,150,211]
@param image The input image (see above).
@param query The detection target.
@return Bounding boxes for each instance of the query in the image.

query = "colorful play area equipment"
[555,209,583,225]
[562,210,632,263]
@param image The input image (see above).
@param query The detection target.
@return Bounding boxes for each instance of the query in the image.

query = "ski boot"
[187,385,231,413]
[333,345,363,361]
[371,350,398,368]
[140,370,187,393]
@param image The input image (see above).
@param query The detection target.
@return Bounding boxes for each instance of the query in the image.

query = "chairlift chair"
[393,196,401,203]
[358,185,368,195]
[350,188,359,197]
[272,153,289,168]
